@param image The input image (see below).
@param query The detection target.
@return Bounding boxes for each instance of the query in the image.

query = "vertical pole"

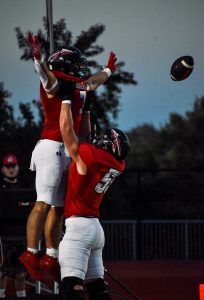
[35,240,42,294]
[46,0,54,53]
[136,170,142,259]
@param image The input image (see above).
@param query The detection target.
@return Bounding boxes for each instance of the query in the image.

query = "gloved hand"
[27,32,42,61]
[106,51,118,73]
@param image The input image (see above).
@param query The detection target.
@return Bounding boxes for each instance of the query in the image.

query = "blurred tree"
[157,96,204,169]
[0,82,15,133]
[15,18,137,128]
[0,84,39,186]
[0,82,18,158]
[127,124,160,170]
[123,96,204,220]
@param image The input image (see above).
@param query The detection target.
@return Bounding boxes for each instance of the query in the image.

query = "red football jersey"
[64,143,125,218]
[40,71,88,142]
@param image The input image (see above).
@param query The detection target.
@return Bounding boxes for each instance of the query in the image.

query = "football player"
[19,33,118,282]
[58,101,130,299]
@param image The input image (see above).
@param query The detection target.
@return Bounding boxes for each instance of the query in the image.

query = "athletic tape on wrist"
[62,100,72,104]
[102,68,112,78]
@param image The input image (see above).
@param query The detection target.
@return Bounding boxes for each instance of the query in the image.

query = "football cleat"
[40,254,61,283]
[19,250,43,281]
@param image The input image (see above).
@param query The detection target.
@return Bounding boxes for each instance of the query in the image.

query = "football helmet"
[48,46,90,79]
[87,128,130,161]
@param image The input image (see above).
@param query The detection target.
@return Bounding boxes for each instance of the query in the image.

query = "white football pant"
[30,139,71,207]
[59,217,105,281]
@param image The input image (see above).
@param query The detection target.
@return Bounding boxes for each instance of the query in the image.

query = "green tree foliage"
[15,18,137,128]
[158,97,204,169]
[0,82,15,133]
[127,124,160,170]
[118,96,204,220]
[0,84,40,186]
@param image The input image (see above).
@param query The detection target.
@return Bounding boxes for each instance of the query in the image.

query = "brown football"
[170,56,194,81]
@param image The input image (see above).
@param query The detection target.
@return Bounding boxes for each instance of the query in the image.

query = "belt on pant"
[69,215,97,218]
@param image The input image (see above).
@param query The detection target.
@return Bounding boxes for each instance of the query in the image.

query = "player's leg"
[27,201,50,249]
[19,202,48,281]
[19,140,55,280]
[44,206,64,249]
[0,272,7,299]
[15,272,26,298]
[40,206,64,282]
[29,139,69,250]
[40,140,69,248]
[85,222,112,299]
[59,218,97,298]
[39,141,70,280]
[62,277,84,300]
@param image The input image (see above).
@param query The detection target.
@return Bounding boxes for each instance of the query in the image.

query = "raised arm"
[27,33,57,97]
[86,51,118,90]
[60,103,87,175]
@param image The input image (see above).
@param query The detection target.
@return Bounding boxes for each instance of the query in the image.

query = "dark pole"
[136,170,142,259]
[46,0,54,53]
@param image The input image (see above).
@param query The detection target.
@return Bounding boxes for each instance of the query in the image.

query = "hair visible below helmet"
[87,128,130,161]
[48,46,90,79]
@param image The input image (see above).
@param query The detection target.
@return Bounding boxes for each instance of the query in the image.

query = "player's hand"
[27,32,42,61]
[106,51,118,73]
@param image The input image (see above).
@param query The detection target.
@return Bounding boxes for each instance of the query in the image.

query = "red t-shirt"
[40,71,88,141]
[64,143,125,218]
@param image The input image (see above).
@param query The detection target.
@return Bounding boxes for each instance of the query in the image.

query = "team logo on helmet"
[111,129,122,157]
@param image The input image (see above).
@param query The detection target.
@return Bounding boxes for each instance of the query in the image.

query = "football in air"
[170,55,194,81]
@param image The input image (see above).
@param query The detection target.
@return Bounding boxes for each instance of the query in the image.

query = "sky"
[0,0,204,132]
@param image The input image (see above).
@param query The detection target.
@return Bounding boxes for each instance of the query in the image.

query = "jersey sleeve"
[79,144,95,166]
[57,80,76,101]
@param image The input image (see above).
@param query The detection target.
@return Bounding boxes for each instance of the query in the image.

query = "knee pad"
[85,278,112,300]
[62,276,84,300]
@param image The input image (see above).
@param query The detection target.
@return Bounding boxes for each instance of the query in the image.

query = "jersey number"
[95,168,121,194]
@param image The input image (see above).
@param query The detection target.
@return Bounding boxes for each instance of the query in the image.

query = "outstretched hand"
[27,32,42,61]
[106,51,118,73]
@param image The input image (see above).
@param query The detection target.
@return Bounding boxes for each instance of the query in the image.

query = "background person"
[0,154,26,300]
[1,154,20,189]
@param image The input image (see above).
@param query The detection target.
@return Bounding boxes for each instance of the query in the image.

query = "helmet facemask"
[77,57,90,79]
